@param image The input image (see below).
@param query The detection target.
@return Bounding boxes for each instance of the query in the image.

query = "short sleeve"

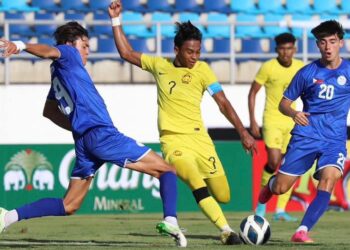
[283,70,306,101]
[254,61,270,85]
[141,54,158,73]
[201,62,218,89]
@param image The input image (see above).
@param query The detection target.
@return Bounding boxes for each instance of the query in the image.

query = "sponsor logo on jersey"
[173,150,182,156]
[337,75,347,86]
[3,149,54,191]
[312,78,324,84]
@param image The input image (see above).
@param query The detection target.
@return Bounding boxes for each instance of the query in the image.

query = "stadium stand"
[1,0,350,84]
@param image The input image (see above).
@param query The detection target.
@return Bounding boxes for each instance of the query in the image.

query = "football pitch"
[0,211,349,249]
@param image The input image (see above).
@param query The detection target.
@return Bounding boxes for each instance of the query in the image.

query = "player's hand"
[0,38,19,57]
[250,121,261,138]
[108,0,122,18]
[240,130,258,155]
[293,111,310,126]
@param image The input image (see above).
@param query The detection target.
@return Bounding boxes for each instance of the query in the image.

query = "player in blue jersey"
[0,22,187,247]
[259,20,348,243]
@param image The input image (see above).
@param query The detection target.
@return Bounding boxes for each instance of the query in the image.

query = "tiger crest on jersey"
[182,73,192,84]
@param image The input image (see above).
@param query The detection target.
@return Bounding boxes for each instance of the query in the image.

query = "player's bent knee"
[193,186,210,203]
[214,192,230,204]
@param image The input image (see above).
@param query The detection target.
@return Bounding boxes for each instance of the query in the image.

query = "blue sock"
[16,198,66,221]
[300,190,331,231]
[159,171,177,218]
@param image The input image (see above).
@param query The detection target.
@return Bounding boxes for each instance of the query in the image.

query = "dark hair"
[274,33,296,46]
[311,20,344,40]
[174,21,202,48]
[53,21,89,45]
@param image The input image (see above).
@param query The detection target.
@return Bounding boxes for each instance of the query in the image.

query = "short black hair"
[274,33,296,46]
[311,20,344,40]
[53,21,89,45]
[174,21,202,48]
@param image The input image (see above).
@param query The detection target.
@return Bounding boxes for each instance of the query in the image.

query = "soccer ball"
[239,215,271,245]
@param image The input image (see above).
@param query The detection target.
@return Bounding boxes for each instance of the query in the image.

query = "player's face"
[276,42,296,67]
[73,36,90,65]
[174,39,201,69]
[316,34,343,63]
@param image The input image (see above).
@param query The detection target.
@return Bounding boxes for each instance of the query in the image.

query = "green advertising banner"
[0,142,252,214]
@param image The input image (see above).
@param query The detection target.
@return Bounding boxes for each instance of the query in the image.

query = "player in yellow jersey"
[248,33,304,221]
[108,0,256,245]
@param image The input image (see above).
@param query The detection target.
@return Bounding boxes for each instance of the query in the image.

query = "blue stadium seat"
[338,0,350,14]
[205,12,230,38]
[258,0,285,13]
[129,38,152,53]
[38,37,56,46]
[89,0,110,11]
[90,12,111,37]
[203,0,230,13]
[60,0,89,12]
[150,12,175,38]
[0,0,39,12]
[290,14,313,38]
[97,38,118,53]
[178,12,205,34]
[174,0,202,13]
[230,0,259,13]
[147,0,174,12]
[34,12,57,37]
[65,12,85,21]
[306,38,319,54]
[311,0,340,14]
[241,38,265,54]
[263,14,289,37]
[123,0,146,12]
[31,0,60,12]
[5,12,34,37]
[161,38,174,54]
[235,14,265,38]
[122,11,153,38]
[284,0,313,13]
[212,38,231,53]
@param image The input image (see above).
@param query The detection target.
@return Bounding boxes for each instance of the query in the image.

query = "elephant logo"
[3,149,54,191]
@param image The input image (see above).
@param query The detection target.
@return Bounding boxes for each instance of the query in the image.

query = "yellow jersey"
[255,58,304,123]
[141,54,217,136]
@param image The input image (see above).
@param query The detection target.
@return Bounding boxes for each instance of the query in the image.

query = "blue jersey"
[47,45,114,138]
[284,59,350,142]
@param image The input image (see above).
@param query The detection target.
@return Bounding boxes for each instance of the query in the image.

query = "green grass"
[1,211,350,249]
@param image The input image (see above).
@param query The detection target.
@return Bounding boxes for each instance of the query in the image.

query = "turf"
[0,211,349,249]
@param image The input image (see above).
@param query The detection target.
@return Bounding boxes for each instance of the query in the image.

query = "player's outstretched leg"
[220,230,242,245]
[0,207,8,233]
[156,221,187,247]
[258,176,275,204]
[291,230,314,243]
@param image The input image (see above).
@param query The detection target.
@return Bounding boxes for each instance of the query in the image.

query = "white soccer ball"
[239,215,271,245]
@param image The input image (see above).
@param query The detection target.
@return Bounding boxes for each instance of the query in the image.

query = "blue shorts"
[72,126,151,179]
[279,135,346,180]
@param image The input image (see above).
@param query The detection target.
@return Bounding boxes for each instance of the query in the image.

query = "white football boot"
[156,221,187,247]
[0,207,8,233]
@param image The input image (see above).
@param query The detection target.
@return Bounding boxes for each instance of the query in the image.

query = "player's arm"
[43,99,72,131]
[0,38,59,59]
[248,81,262,138]
[279,97,309,126]
[213,91,257,153]
[108,1,142,67]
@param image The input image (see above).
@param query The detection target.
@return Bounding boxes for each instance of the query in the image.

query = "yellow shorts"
[160,133,225,179]
[263,121,293,153]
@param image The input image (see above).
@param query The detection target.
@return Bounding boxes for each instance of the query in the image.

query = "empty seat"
[235,14,265,38]
[161,38,174,54]
[122,11,153,38]
[89,0,111,11]
[174,0,202,13]
[205,12,230,38]
[31,0,60,12]
[263,14,289,37]
[203,0,230,13]
[311,0,340,14]
[0,0,39,12]
[212,38,231,53]
[34,13,57,37]
[123,0,146,12]
[90,12,111,37]
[60,0,89,12]
[284,0,313,13]
[5,12,34,37]
[97,38,118,53]
[258,0,285,13]
[150,12,175,38]
[129,38,152,53]
[290,14,314,38]
[64,12,85,21]
[241,38,266,54]
[178,12,205,34]
[230,0,259,13]
[147,0,174,12]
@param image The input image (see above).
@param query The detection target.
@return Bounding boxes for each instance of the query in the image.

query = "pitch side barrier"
[2,19,350,85]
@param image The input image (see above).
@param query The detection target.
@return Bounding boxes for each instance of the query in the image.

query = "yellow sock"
[276,186,293,211]
[198,196,228,230]
[261,169,274,187]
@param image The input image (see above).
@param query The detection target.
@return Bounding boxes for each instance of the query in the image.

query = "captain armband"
[207,82,223,96]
